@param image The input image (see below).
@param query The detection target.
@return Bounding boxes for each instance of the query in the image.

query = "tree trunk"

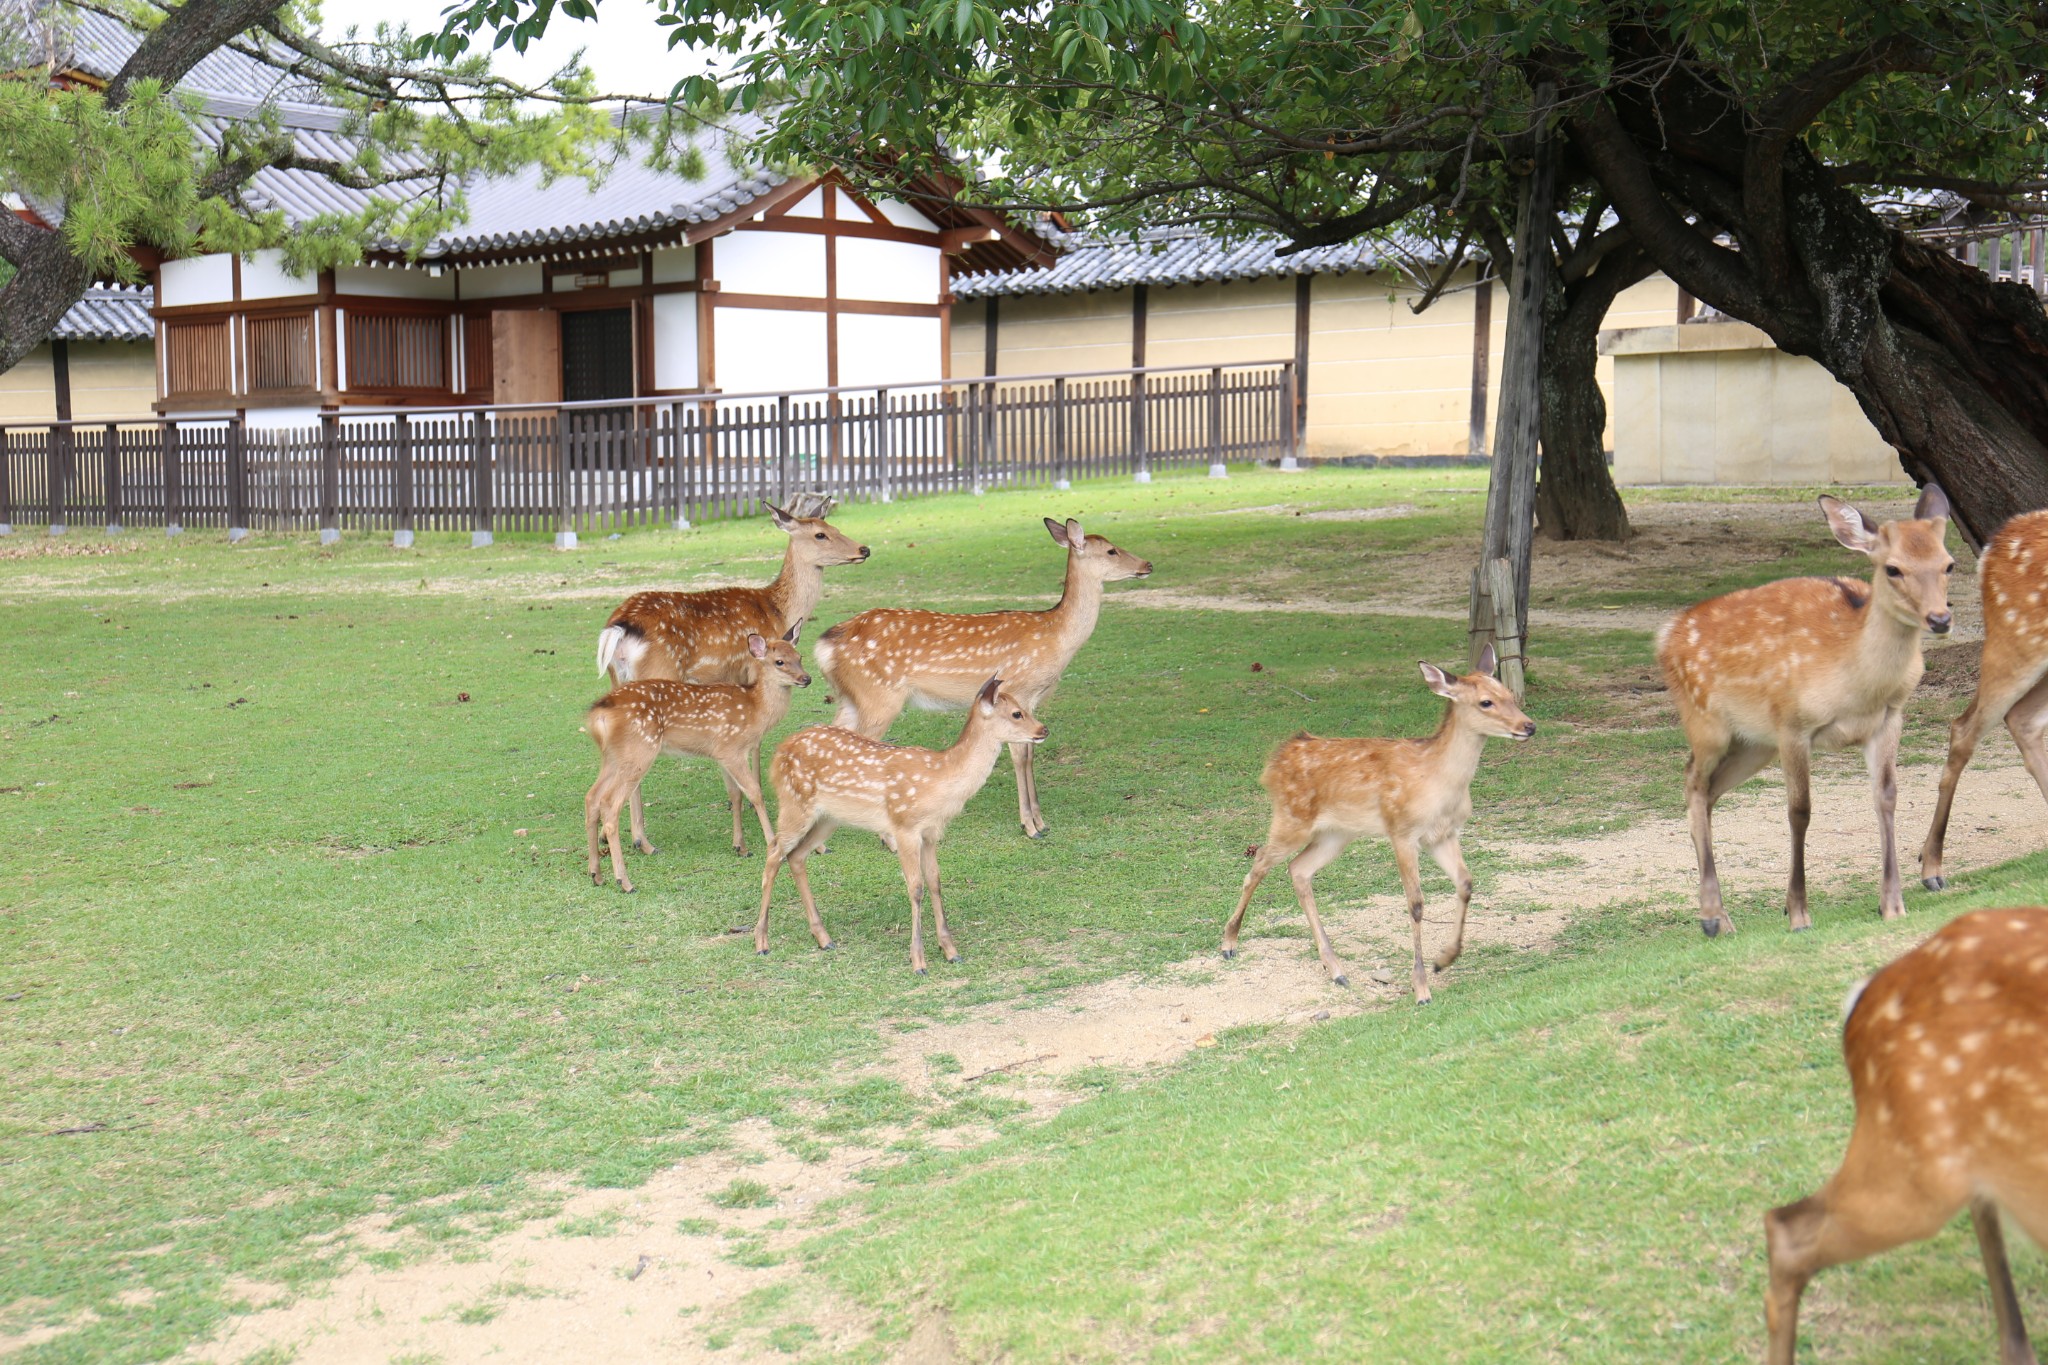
[1535,245,1654,542]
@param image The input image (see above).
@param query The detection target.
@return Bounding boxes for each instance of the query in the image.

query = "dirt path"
[158,755,2044,1365]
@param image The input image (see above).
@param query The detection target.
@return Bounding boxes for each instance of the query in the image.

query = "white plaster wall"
[716,231,827,298]
[608,268,643,288]
[239,249,316,299]
[158,254,236,307]
[715,307,828,395]
[875,198,941,232]
[836,314,942,388]
[836,239,941,304]
[652,293,699,390]
[782,186,827,218]
[650,247,696,283]
[334,266,455,299]
[242,405,324,431]
[460,262,543,299]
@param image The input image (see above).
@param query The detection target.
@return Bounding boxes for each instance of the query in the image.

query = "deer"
[813,517,1150,839]
[1657,485,1955,939]
[583,626,810,892]
[754,677,1047,973]
[1766,907,2048,1365]
[595,502,868,687]
[1222,643,1536,1006]
[1922,508,2048,892]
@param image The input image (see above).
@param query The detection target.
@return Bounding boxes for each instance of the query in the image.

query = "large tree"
[436,0,2048,547]
[0,0,630,376]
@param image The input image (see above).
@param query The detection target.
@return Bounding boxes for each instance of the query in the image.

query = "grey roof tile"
[952,226,1441,297]
[51,286,154,342]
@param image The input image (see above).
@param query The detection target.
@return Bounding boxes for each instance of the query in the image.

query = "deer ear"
[1065,518,1084,545]
[977,676,1002,712]
[1475,641,1498,677]
[1420,662,1457,698]
[1043,516,1069,546]
[747,633,768,659]
[768,504,798,532]
[1915,482,1951,524]
[783,617,805,644]
[1818,495,1879,553]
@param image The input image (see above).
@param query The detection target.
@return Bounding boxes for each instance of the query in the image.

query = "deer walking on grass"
[813,517,1150,839]
[583,627,810,891]
[1766,908,2048,1365]
[755,677,1047,973]
[1922,509,2048,891]
[1222,644,1535,1005]
[1657,485,1954,938]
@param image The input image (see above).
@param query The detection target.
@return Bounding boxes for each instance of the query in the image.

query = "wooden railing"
[0,361,1296,544]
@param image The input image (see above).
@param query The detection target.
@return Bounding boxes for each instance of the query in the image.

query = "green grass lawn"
[2,466,2036,1362]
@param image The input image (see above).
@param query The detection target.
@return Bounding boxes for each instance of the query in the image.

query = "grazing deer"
[1766,908,2048,1365]
[754,677,1047,973]
[1223,644,1536,1005]
[1922,509,2048,891]
[596,504,867,686]
[1657,485,1955,938]
[583,627,810,891]
[813,517,1150,838]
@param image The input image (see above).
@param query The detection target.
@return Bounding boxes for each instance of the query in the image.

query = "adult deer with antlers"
[583,627,810,891]
[596,502,867,686]
[813,517,1150,838]
[755,677,1047,973]
[1223,644,1536,1005]
[1922,508,2048,891]
[1766,908,2048,1365]
[1658,485,1954,938]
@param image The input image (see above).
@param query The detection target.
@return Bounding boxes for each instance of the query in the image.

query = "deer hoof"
[1923,875,1947,891]
[1700,917,1723,939]
[947,953,963,965]
[1332,973,1349,988]
[915,967,928,976]
[638,843,658,856]
[620,884,636,895]
[1790,922,1811,933]
[1415,996,1432,1007]
[756,948,770,957]
[1220,947,1236,960]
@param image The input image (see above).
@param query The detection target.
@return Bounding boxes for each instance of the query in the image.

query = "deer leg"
[921,836,961,964]
[894,832,930,974]
[1780,732,1815,931]
[719,755,776,859]
[783,821,839,951]
[1392,837,1433,1005]
[1009,740,1047,839]
[1973,1200,2039,1365]
[1764,1140,1965,1365]
[1223,822,1310,959]
[1922,690,1995,891]
[1428,834,1474,973]
[600,781,635,894]
[628,783,656,855]
[585,779,607,886]
[1865,709,1905,921]
[756,804,825,954]
[1286,831,1352,987]
[720,768,748,855]
[2003,674,2048,810]
[1684,737,1733,938]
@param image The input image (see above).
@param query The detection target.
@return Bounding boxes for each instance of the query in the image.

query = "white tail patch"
[812,633,838,678]
[908,689,960,713]
[1841,974,1874,1026]
[596,626,647,681]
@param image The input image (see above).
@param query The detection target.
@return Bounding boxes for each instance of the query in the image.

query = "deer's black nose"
[858,546,871,560]
[1928,612,1953,634]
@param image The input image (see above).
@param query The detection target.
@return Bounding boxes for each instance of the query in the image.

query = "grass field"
[3,466,2043,1363]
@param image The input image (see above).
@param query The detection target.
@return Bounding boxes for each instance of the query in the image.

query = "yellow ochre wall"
[953,268,1688,460]
[0,342,159,423]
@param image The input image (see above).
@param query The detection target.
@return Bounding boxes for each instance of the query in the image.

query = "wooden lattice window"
[346,312,448,391]
[245,311,316,392]
[163,318,233,397]
[464,314,494,396]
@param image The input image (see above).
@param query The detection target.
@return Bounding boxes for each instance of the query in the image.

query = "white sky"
[318,0,717,99]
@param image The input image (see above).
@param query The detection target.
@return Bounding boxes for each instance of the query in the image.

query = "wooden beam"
[51,339,72,422]
[1294,274,1312,440]
[984,296,998,377]
[1468,270,1492,458]
[940,226,1000,253]
[1133,284,1149,369]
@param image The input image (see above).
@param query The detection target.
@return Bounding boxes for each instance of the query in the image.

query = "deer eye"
[1885,564,1903,577]
[1109,549,1118,556]
[1480,699,1494,709]
[1944,562,1955,574]
[1011,711,1022,718]
[814,532,826,540]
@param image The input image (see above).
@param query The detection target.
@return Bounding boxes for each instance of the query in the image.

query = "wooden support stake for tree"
[1486,556,1527,700]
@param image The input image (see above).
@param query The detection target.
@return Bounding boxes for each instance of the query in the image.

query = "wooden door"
[492,309,561,406]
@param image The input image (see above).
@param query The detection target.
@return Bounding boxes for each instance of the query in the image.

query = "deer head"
[977,676,1048,744]
[1818,485,1955,634]
[769,504,870,568]
[1044,516,1153,582]
[1420,643,1536,740]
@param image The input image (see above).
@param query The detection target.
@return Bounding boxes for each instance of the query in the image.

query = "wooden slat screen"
[347,313,447,391]
[246,312,316,392]
[164,319,233,397]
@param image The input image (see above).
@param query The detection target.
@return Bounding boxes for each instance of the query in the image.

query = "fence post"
[47,421,68,536]
[1052,376,1070,490]
[318,414,341,544]
[163,421,183,536]
[973,378,990,495]
[875,388,892,503]
[1279,362,1301,471]
[1207,365,1228,479]
[103,423,122,533]
[776,393,793,507]
[389,412,415,548]
[553,411,577,550]
[226,416,250,542]
[1131,368,1151,484]
[0,426,11,534]
[669,401,691,529]
[469,411,494,548]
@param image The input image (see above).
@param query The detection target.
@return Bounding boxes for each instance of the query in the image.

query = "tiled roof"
[51,286,154,342]
[952,227,1443,296]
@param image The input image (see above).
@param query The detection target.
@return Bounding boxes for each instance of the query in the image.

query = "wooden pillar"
[225,416,249,542]
[49,339,71,535]
[1131,286,1151,482]
[984,296,999,376]
[162,420,183,536]
[0,424,12,534]
[102,422,121,533]
[1051,376,1069,490]
[470,411,493,547]
[1291,274,1311,469]
[392,412,415,548]
[1467,271,1492,459]
[319,414,341,544]
[1207,365,1228,479]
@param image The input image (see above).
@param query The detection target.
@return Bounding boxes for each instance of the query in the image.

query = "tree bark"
[1535,243,1654,541]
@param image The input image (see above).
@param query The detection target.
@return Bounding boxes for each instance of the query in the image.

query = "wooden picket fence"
[0,361,1296,541]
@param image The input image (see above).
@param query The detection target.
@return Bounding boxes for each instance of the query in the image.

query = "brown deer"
[596,503,867,686]
[813,517,1150,838]
[583,627,810,891]
[754,677,1047,973]
[1765,907,2048,1365]
[1922,509,2048,891]
[1222,644,1536,1005]
[1657,485,1955,938]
